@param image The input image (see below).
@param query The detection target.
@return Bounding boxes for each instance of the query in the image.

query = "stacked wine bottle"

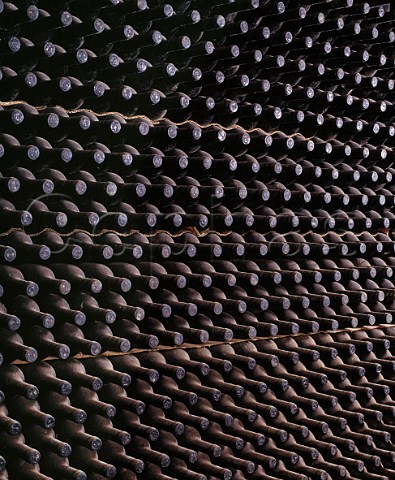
[0,0,394,478]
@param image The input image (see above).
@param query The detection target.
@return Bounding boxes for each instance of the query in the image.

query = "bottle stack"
[0,0,394,478]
